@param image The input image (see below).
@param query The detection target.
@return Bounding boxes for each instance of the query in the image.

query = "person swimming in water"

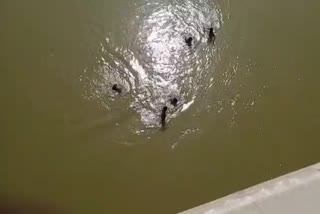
[185,37,193,47]
[170,97,178,107]
[161,106,168,128]
[208,27,216,44]
[112,84,122,94]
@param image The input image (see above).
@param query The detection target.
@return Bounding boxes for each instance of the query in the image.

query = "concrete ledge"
[179,163,320,214]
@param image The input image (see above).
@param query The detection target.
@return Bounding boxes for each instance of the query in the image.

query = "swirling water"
[81,0,222,130]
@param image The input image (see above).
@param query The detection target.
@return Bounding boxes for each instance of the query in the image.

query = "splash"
[82,0,222,129]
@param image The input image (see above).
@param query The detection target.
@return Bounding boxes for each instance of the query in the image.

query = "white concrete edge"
[179,163,320,214]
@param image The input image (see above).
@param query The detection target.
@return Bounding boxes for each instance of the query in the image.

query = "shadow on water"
[0,197,63,214]
[80,0,222,131]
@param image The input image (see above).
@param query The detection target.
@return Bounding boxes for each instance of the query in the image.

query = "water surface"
[2,0,320,213]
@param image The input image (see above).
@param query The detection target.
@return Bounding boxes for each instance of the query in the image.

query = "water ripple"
[82,0,222,129]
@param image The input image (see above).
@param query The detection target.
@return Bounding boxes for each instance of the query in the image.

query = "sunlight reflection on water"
[82,0,222,129]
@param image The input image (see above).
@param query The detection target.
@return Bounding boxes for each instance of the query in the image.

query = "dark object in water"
[185,37,193,47]
[208,27,216,44]
[170,97,178,107]
[112,84,122,93]
[161,106,168,128]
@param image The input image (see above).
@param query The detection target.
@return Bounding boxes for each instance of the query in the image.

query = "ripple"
[82,0,222,129]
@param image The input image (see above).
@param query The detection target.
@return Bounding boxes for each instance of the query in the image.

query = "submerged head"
[112,84,118,90]
[162,106,168,112]
[112,84,122,93]
[170,98,178,107]
[185,37,193,46]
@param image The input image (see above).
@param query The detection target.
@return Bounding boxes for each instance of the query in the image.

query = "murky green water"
[2,0,320,213]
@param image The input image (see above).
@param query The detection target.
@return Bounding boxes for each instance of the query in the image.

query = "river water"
[2,0,320,213]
